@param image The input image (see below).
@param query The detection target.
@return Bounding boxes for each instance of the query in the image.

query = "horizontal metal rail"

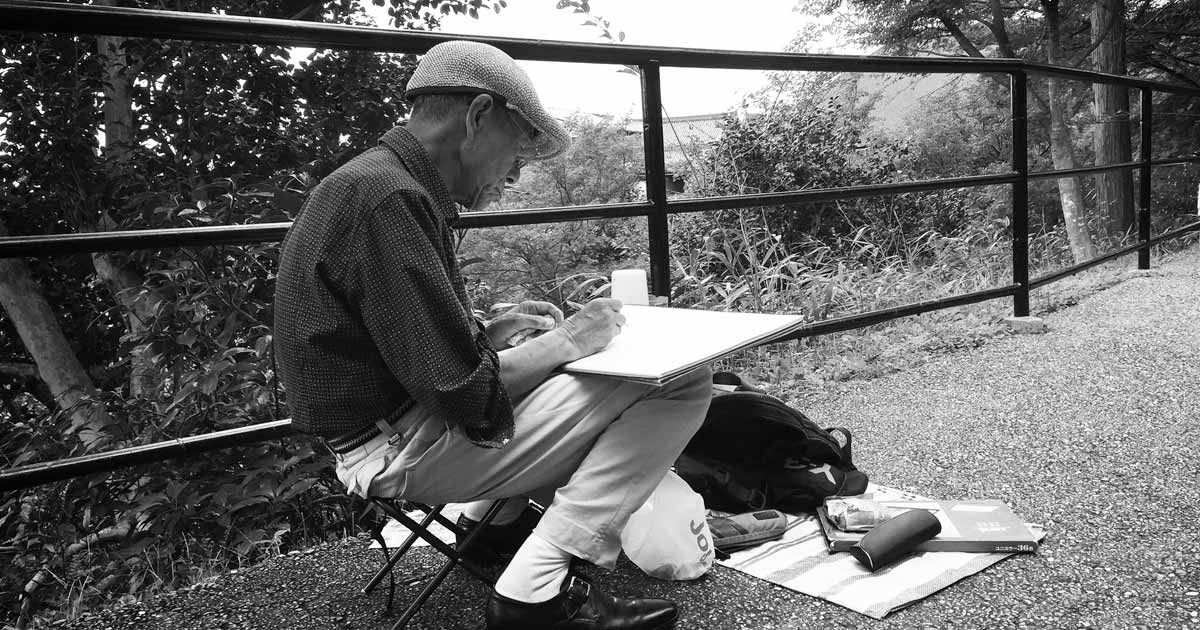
[1151,156,1200,168]
[1029,160,1145,181]
[0,284,1020,493]
[1022,61,1200,94]
[668,173,1020,215]
[458,201,652,228]
[0,420,295,493]
[1028,242,1148,289]
[2,162,1191,259]
[0,223,292,258]
[2,0,1199,96]
[1028,219,1200,289]
[1,1,1021,73]
[776,284,1022,342]
[1028,156,1200,182]
[1147,219,1200,247]
[0,174,1020,258]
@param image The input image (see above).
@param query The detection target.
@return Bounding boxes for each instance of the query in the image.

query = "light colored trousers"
[333,367,712,569]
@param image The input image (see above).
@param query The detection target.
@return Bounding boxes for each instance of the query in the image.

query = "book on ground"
[816,499,1041,554]
[559,305,806,385]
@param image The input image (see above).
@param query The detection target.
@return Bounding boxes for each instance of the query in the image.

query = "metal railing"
[2,0,1200,492]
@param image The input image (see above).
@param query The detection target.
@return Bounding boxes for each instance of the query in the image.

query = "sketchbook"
[816,499,1041,554]
[559,305,805,385]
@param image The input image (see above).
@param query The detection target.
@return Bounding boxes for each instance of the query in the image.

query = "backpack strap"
[723,473,768,511]
[712,371,766,394]
[676,453,769,511]
[825,427,856,467]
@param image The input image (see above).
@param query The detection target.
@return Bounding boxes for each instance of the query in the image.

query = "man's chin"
[469,187,503,212]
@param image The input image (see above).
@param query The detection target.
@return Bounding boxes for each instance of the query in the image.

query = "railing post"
[1011,71,1031,317]
[1138,87,1153,269]
[639,61,671,301]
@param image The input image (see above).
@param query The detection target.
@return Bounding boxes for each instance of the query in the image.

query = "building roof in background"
[627,112,730,141]
[628,112,731,172]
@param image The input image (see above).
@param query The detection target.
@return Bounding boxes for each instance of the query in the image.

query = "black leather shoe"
[455,502,543,565]
[485,575,678,630]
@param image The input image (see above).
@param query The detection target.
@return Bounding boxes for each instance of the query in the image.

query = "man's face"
[462,98,536,211]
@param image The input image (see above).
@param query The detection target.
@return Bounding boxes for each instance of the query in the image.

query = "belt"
[326,414,415,455]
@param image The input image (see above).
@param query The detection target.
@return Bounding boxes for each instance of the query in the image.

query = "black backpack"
[675,372,869,513]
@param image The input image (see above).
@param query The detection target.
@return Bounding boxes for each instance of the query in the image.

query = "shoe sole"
[649,610,680,630]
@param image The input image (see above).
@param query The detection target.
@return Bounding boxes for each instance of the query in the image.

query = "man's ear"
[463,93,497,142]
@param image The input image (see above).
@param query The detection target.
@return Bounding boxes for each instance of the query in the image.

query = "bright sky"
[424,0,843,118]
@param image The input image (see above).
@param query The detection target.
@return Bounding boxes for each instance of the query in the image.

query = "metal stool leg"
[363,503,443,594]
[376,499,510,630]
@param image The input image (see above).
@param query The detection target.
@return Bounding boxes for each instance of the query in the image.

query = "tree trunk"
[95,15,163,399]
[90,226,161,399]
[97,32,134,158]
[1091,0,1134,235]
[0,221,111,449]
[1042,0,1098,263]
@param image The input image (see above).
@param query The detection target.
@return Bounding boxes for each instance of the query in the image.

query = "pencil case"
[708,509,788,554]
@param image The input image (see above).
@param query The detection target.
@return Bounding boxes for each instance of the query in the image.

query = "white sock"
[461,498,526,525]
[493,532,572,603]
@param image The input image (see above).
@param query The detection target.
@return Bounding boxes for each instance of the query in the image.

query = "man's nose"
[505,161,523,185]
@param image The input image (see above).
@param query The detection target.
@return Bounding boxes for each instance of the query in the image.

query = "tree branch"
[19,521,134,629]
[936,11,986,57]
[0,362,39,381]
[0,362,55,410]
[1139,59,1200,88]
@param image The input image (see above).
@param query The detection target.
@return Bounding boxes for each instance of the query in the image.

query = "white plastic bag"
[619,471,714,580]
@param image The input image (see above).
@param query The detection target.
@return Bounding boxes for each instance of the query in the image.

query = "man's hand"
[558,298,625,360]
[486,301,564,349]
[495,298,623,397]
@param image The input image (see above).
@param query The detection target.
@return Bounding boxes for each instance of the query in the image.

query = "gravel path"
[59,248,1200,630]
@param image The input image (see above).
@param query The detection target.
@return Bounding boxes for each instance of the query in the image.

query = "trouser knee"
[676,365,713,433]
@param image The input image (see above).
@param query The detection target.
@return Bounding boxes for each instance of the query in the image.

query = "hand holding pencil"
[559,298,625,357]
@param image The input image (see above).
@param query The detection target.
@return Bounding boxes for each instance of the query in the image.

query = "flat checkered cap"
[406,40,569,160]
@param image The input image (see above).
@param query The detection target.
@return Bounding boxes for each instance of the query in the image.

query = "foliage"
[1126,0,1200,89]
[555,0,626,44]
[457,113,647,310]
[673,72,1000,264]
[1,0,1197,625]
[681,73,893,244]
[509,114,644,208]
[1127,0,1200,162]
[883,76,1012,180]
[0,0,501,624]
[671,212,1018,384]
[800,0,1200,242]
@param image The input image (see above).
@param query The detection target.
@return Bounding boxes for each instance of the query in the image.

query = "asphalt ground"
[57,246,1200,630]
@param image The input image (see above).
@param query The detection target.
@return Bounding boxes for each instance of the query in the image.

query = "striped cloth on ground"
[716,484,1044,619]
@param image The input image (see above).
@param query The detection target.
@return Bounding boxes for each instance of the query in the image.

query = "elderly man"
[274,40,711,630]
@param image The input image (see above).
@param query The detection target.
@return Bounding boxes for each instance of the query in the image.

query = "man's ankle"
[493,533,572,603]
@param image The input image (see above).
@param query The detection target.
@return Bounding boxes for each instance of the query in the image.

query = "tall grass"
[467,205,1197,395]
[660,210,1200,396]
[666,213,1012,388]
[671,219,1009,316]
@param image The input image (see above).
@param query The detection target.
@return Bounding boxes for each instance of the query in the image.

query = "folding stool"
[360,498,510,630]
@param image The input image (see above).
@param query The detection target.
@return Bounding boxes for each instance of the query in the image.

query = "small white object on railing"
[611,268,649,306]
